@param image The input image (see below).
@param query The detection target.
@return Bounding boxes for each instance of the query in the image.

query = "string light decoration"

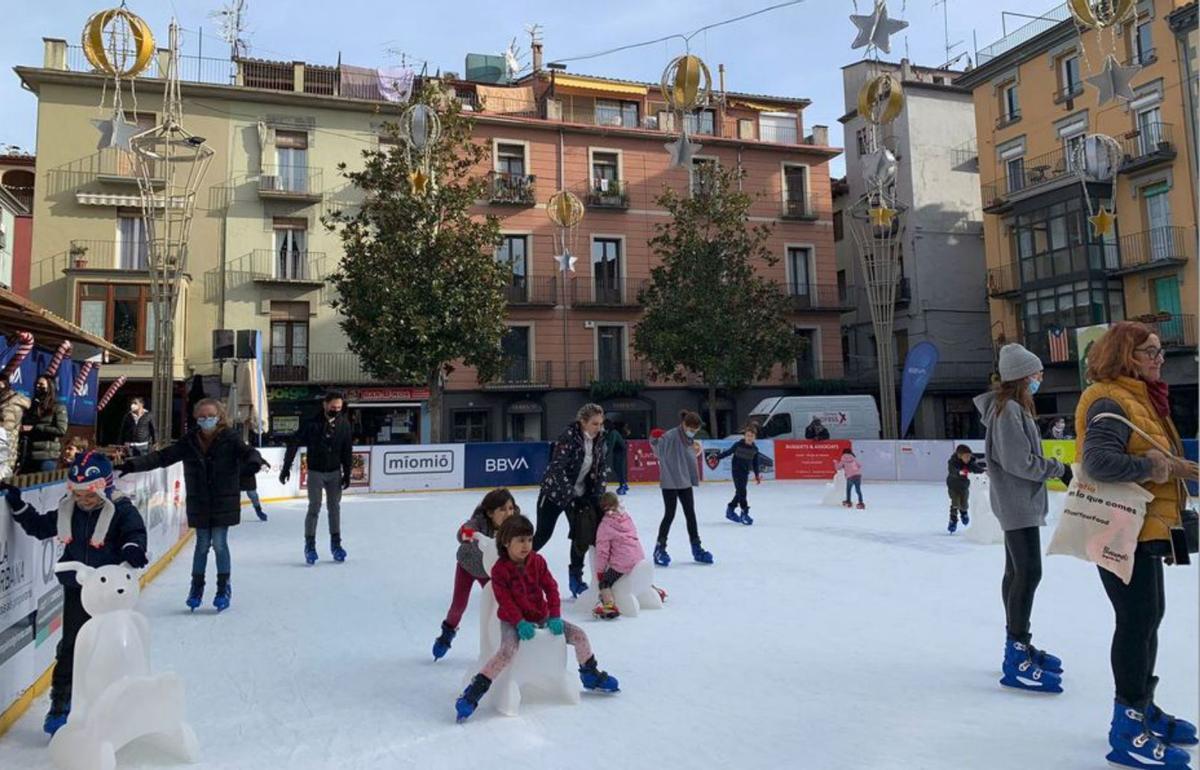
[397,102,441,196]
[82,4,155,150]
[845,1,910,438]
[130,20,214,441]
[660,54,713,167]
[547,190,585,275]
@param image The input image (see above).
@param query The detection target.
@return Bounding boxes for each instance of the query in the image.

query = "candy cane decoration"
[44,340,72,377]
[73,361,96,396]
[97,376,127,410]
[0,331,34,383]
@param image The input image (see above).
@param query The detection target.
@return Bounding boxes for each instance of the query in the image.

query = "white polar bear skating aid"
[49,562,198,770]
[577,546,663,619]
[822,469,848,507]
[469,536,580,717]
[964,474,1005,545]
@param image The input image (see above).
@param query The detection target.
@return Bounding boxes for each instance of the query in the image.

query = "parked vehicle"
[744,396,881,440]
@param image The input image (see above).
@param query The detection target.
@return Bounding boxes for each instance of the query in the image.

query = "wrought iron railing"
[488,171,536,205]
[1116,227,1193,271]
[259,166,323,197]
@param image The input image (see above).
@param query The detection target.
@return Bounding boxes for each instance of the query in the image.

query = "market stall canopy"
[0,286,134,362]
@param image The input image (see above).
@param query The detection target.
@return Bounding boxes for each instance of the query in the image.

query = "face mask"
[1028,379,1041,395]
[198,416,219,431]
[327,409,341,418]
[36,385,47,393]
[685,430,697,439]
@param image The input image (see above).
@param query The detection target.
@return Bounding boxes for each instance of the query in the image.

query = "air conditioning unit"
[583,321,595,329]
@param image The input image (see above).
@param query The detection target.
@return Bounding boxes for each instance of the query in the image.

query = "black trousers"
[729,474,750,511]
[52,587,89,695]
[1099,552,1165,706]
[657,488,701,546]
[611,451,628,485]
[532,493,587,576]
[1001,527,1042,643]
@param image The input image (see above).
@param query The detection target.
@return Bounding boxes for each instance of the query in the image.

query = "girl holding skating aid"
[592,492,665,620]
[432,488,518,660]
[716,424,764,525]
[455,514,620,722]
[834,448,865,509]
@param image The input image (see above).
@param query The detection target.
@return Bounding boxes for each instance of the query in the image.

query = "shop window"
[77,282,154,356]
[452,409,490,443]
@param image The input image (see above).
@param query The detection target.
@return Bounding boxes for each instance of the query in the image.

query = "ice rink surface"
[2,480,1196,770]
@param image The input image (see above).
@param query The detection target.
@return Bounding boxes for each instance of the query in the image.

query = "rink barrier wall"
[0,465,190,735]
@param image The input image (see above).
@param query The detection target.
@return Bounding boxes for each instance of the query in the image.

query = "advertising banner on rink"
[774,440,852,480]
[464,442,552,489]
[370,444,464,492]
[625,440,661,484]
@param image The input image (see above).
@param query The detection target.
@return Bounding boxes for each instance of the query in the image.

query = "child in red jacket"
[432,488,517,660]
[454,514,620,722]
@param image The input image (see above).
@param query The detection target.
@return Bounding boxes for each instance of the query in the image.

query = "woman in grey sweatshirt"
[974,344,1070,693]
[650,410,712,566]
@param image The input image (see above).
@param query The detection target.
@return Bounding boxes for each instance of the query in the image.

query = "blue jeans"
[192,526,231,576]
[245,490,262,509]
[845,476,863,504]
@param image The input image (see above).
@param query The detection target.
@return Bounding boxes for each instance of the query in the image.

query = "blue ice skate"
[185,575,204,611]
[725,503,741,523]
[691,542,714,565]
[213,575,232,612]
[455,675,491,723]
[1107,701,1192,769]
[653,544,671,567]
[579,657,619,693]
[304,538,318,565]
[1000,640,1062,694]
[331,536,347,563]
[1146,676,1198,746]
[432,622,456,661]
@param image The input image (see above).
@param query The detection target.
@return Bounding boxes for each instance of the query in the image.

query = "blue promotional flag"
[68,363,100,426]
[0,339,40,397]
[54,359,76,408]
[900,342,940,437]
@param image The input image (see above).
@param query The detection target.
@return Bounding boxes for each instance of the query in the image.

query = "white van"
[744,396,881,440]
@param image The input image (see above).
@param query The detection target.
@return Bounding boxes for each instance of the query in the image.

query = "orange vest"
[1074,377,1184,543]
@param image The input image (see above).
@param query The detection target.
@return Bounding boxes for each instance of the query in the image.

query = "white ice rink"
[2,480,1196,770]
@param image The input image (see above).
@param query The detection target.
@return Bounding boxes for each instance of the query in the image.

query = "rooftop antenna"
[210,0,249,59]
[932,0,964,67]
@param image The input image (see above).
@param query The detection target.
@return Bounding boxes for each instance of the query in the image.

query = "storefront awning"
[0,286,134,362]
[551,75,648,96]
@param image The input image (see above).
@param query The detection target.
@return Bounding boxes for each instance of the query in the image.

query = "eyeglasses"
[1134,346,1164,361]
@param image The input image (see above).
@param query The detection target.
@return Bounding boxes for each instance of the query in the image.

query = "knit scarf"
[1144,379,1170,418]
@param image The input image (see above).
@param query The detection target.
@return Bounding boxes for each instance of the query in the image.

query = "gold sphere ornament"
[660,54,712,113]
[857,73,904,125]
[1068,0,1136,29]
[82,7,155,78]
[546,190,585,228]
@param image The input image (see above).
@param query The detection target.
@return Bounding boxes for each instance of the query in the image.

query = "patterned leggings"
[480,620,593,680]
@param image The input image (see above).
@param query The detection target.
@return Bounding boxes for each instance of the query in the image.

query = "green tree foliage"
[324,83,508,441]
[634,164,794,434]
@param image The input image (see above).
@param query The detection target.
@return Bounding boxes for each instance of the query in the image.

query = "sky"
[0,0,1062,177]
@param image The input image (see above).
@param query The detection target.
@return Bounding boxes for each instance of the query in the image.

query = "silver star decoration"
[1085,54,1139,105]
[665,135,702,167]
[554,252,578,273]
[91,114,140,151]
[861,147,898,190]
[850,2,909,54]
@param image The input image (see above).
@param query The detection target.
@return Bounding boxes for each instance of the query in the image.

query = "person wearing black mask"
[118,396,157,456]
[281,392,354,565]
[22,376,68,474]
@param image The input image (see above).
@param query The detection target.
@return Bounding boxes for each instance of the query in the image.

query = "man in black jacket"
[118,397,157,455]
[281,391,354,565]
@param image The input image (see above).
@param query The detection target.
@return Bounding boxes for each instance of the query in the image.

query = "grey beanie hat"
[997,343,1043,382]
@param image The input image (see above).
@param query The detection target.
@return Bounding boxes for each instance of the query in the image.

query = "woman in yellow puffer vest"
[1075,321,1199,768]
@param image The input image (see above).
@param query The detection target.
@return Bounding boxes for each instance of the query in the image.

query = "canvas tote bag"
[1046,413,1169,585]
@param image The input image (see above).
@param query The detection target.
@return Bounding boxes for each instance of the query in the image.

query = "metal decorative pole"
[548,190,583,387]
[132,20,214,442]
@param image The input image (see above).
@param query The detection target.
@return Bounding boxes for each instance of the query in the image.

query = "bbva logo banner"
[464,442,552,489]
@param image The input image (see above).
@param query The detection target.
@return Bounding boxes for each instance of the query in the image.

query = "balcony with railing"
[1112,227,1193,275]
[759,122,799,145]
[985,145,1084,212]
[67,239,148,271]
[571,277,646,308]
[1144,314,1197,349]
[503,275,558,306]
[483,359,554,390]
[258,166,323,202]
[1118,122,1176,174]
[578,360,648,387]
[975,3,1071,66]
[1053,82,1085,105]
[247,249,328,285]
[786,282,853,312]
[585,179,629,209]
[987,263,1021,298]
[96,148,161,185]
[995,109,1022,130]
[781,196,816,220]
[267,351,379,384]
[488,171,536,206]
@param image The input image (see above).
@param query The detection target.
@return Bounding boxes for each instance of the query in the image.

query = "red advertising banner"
[344,386,430,402]
[626,440,661,483]
[774,440,852,480]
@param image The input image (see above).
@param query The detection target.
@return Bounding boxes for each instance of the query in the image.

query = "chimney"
[900,57,913,82]
[811,125,829,147]
[718,63,726,97]
[532,42,543,73]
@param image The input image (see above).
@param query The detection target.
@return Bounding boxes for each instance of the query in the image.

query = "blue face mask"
[685,430,697,439]
[1028,379,1041,395]
[198,416,219,431]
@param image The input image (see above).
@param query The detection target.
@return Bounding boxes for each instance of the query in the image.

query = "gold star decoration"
[869,206,897,228]
[408,169,430,195]
[1088,206,1116,237]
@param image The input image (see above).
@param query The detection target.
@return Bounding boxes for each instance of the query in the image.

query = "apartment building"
[836,59,992,439]
[956,0,1198,434]
[17,34,841,444]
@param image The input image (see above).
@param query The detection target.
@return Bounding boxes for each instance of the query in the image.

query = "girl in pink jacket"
[834,448,866,509]
[593,492,664,620]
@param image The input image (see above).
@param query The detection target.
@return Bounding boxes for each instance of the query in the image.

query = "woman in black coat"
[120,398,263,612]
[21,376,69,473]
[533,402,608,598]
